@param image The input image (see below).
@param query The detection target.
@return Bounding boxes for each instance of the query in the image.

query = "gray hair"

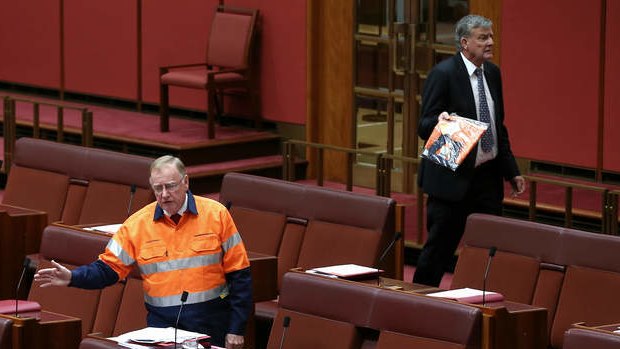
[150,155,186,177]
[455,15,493,51]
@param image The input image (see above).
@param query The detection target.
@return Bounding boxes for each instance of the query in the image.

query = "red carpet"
[2,92,270,146]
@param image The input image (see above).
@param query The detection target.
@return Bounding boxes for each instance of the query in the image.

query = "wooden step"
[187,155,308,194]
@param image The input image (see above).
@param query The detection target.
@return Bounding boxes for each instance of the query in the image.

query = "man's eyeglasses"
[152,178,184,194]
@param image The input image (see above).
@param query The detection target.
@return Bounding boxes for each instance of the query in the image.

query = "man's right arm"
[70,260,120,289]
[34,259,119,290]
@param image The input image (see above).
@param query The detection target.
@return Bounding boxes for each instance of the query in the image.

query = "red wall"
[0,1,61,89]
[64,0,138,98]
[501,0,602,168]
[0,0,306,125]
[603,1,620,172]
[225,0,307,125]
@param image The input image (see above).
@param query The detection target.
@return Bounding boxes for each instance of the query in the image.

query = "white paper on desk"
[84,223,122,234]
[109,326,208,344]
[309,264,382,278]
[426,287,503,303]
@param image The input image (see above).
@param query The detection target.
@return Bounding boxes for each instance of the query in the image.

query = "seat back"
[563,328,620,349]
[28,225,120,337]
[207,6,257,69]
[370,287,482,349]
[0,317,12,349]
[268,272,482,349]
[2,137,154,225]
[79,337,119,349]
[219,172,396,290]
[550,230,620,348]
[451,214,564,332]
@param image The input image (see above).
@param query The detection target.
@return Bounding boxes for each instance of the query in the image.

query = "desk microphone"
[482,246,497,306]
[127,184,137,217]
[174,291,189,349]
[375,232,402,284]
[15,258,30,317]
[278,316,291,349]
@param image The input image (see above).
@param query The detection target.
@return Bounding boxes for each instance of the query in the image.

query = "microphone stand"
[482,246,497,306]
[127,184,137,217]
[278,316,291,349]
[15,258,30,317]
[375,232,402,286]
[175,291,189,349]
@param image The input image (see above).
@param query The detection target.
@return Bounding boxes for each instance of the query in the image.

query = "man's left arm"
[225,267,253,340]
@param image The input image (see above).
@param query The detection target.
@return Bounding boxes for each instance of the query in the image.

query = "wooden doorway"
[352,0,467,193]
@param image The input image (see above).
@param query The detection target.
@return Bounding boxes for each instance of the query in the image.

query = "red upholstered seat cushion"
[29,260,101,337]
[376,330,467,349]
[79,180,152,225]
[0,317,12,349]
[550,265,620,348]
[112,277,148,336]
[296,220,381,270]
[451,247,540,304]
[266,309,362,349]
[207,12,252,68]
[231,206,286,256]
[161,68,244,89]
[564,328,620,349]
[3,166,69,223]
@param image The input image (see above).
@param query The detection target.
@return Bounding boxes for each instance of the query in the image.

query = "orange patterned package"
[421,114,488,171]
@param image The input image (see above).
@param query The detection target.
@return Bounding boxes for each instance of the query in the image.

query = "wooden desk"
[0,204,47,299]
[374,276,548,348]
[317,272,548,349]
[0,310,81,349]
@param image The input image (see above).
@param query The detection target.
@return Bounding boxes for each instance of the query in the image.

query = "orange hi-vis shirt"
[99,195,250,307]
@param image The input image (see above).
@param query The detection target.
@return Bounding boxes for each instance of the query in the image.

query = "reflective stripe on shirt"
[139,253,222,275]
[106,238,135,266]
[222,232,243,253]
[144,283,229,307]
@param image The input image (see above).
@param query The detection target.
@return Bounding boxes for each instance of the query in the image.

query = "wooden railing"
[283,139,620,238]
[518,175,616,234]
[282,139,384,193]
[282,140,425,244]
[2,96,93,173]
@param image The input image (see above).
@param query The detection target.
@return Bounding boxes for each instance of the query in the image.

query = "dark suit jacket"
[418,53,520,202]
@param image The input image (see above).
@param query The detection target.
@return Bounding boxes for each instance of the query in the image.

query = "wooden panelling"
[307,0,353,181]
[501,0,601,168]
[225,0,307,124]
[0,0,61,89]
[64,0,138,99]
[603,0,620,173]
[470,0,503,65]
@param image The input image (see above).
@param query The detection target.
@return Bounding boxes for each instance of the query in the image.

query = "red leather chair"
[0,318,12,349]
[159,5,260,139]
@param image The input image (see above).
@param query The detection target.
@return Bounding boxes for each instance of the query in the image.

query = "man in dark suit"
[413,14,526,287]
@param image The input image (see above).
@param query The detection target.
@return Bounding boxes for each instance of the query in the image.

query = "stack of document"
[307,264,383,280]
[84,223,122,235]
[109,327,211,348]
[426,288,504,304]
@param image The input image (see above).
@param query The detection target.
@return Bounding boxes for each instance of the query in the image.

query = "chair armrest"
[206,67,248,80]
[159,62,209,74]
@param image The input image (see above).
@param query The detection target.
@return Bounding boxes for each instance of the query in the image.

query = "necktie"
[171,214,181,224]
[475,68,494,152]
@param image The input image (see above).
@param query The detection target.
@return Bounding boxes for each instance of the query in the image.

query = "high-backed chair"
[0,318,12,349]
[159,5,260,139]
[563,328,620,349]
